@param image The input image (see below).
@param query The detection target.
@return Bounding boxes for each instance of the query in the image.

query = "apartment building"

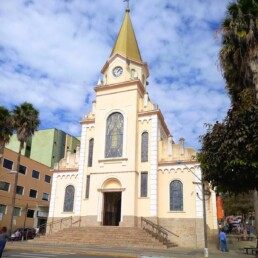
[6,128,80,168]
[0,148,52,232]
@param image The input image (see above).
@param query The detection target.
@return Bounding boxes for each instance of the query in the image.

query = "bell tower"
[100,8,149,89]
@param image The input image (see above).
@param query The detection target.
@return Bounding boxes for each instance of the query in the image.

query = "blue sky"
[0,0,231,150]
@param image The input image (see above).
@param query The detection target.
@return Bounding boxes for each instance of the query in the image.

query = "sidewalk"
[5,234,257,258]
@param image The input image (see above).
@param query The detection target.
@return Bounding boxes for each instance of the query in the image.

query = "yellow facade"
[48,8,218,248]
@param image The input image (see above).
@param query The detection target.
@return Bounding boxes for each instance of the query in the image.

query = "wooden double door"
[103,192,121,226]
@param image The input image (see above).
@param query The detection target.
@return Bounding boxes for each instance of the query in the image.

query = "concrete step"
[32,226,177,249]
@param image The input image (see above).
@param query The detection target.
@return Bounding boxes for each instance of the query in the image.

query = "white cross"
[124,0,130,9]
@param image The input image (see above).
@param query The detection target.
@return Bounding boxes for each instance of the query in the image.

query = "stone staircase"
[31,226,177,249]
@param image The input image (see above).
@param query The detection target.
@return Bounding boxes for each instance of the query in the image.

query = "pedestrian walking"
[219,229,228,252]
[0,226,9,258]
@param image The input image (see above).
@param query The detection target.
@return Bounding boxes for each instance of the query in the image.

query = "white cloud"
[0,0,231,149]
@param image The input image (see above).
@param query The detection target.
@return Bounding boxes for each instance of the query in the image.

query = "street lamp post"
[201,179,209,258]
[9,169,19,234]
[177,162,209,258]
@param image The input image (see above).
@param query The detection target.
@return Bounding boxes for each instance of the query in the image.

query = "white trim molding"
[75,124,87,215]
[150,114,158,216]
[195,166,203,218]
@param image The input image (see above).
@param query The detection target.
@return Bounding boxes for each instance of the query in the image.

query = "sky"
[0,0,231,150]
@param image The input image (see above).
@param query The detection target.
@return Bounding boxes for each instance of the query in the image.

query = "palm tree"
[219,0,258,104]
[0,106,13,165]
[9,102,40,233]
[219,0,258,252]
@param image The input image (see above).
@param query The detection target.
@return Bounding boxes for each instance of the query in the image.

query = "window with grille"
[3,159,13,170]
[105,112,124,158]
[16,185,24,195]
[32,170,40,179]
[27,209,35,218]
[141,172,148,197]
[19,164,27,175]
[63,185,75,212]
[13,207,21,216]
[88,139,94,167]
[0,181,10,192]
[170,180,183,211]
[45,175,51,183]
[0,204,7,214]
[42,193,49,201]
[141,132,148,162]
[29,189,37,198]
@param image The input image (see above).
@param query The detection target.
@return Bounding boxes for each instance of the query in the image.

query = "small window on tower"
[131,69,137,79]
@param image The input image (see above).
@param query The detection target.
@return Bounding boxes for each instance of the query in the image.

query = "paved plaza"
[4,234,257,258]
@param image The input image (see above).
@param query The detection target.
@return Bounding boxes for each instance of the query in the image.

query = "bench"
[244,247,258,254]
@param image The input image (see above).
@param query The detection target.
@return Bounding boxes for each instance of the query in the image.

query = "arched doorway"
[103,192,121,226]
[101,178,123,226]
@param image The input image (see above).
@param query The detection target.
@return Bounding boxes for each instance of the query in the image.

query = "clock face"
[112,66,123,77]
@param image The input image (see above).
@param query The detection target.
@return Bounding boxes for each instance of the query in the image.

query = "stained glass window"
[105,112,124,158]
[170,180,183,211]
[63,185,75,212]
[141,132,148,162]
[88,139,94,167]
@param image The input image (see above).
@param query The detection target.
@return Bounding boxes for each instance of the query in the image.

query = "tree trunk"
[0,142,5,166]
[8,141,22,234]
[249,51,258,101]
[254,190,258,257]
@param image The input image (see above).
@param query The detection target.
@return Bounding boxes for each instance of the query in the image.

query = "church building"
[48,8,218,248]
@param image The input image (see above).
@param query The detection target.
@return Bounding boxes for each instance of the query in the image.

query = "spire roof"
[110,9,142,62]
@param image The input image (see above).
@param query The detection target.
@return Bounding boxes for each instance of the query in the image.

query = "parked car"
[10,228,36,241]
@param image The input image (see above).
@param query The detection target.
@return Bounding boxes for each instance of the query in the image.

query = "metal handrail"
[36,216,81,236]
[159,224,179,238]
[141,217,179,245]
[72,218,81,227]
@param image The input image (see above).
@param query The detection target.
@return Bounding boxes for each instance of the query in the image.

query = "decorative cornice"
[51,169,79,173]
[94,79,145,97]
[101,53,149,77]
[97,188,126,192]
[90,170,138,175]
[80,118,95,125]
[158,160,199,167]
[138,110,170,136]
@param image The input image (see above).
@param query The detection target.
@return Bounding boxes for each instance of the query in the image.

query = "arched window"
[88,139,94,167]
[63,185,75,212]
[131,69,137,79]
[105,112,124,158]
[141,132,148,162]
[170,180,183,211]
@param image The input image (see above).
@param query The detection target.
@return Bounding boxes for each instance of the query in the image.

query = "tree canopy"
[198,102,258,194]
[219,0,258,103]
[198,0,258,195]
[0,106,13,164]
[12,102,40,149]
[222,192,254,216]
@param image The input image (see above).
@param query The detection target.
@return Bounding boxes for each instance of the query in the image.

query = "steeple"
[110,9,142,63]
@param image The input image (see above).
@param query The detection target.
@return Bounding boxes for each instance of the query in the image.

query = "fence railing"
[141,217,179,245]
[37,216,81,236]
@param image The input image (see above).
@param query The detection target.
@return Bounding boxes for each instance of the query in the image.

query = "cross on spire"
[124,0,130,10]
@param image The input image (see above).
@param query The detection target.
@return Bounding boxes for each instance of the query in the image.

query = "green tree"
[219,0,258,103]
[198,104,258,193]
[198,0,258,252]
[9,102,40,233]
[222,193,253,217]
[0,106,13,165]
